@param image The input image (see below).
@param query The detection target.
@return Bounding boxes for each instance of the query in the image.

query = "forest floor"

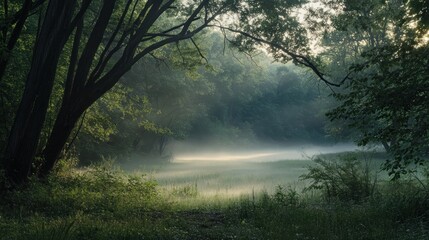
[1,152,428,239]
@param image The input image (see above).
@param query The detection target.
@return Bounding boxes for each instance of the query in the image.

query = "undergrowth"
[0,155,428,239]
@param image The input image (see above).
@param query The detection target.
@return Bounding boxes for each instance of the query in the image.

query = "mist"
[170,141,359,162]
[2,0,427,239]
[132,141,365,197]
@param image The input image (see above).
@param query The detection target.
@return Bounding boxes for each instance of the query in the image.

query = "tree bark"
[39,0,117,176]
[4,0,76,184]
[39,103,81,177]
[15,0,219,178]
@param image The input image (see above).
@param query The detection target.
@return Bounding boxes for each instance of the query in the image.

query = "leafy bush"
[52,156,79,176]
[273,185,300,207]
[301,154,378,203]
[0,159,158,219]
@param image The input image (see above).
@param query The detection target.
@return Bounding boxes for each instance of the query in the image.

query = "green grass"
[0,153,428,239]
[133,159,313,197]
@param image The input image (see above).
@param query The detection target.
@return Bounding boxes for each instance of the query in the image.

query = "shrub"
[52,156,79,176]
[301,154,378,203]
[0,158,159,219]
[273,185,300,207]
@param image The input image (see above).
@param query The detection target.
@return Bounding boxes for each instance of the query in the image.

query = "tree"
[328,44,429,178]
[84,42,213,161]
[0,1,46,155]
[316,0,429,177]
[3,0,319,184]
[3,0,234,184]
[4,0,87,183]
[241,65,331,143]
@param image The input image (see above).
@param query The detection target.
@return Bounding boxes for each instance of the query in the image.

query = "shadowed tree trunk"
[38,0,220,176]
[4,0,314,182]
[4,0,87,184]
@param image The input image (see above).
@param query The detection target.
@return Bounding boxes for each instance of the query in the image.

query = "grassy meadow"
[1,151,428,239]
[141,160,311,196]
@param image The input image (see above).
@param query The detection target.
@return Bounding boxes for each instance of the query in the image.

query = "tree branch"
[90,0,134,81]
[210,25,352,87]
[190,37,209,64]
[64,110,87,155]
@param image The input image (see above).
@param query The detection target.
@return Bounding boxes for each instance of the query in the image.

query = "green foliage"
[313,0,429,176]
[0,11,38,153]
[78,31,335,163]
[1,158,429,240]
[273,185,300,207]
[301,154,377,202]
[240,65,332,142]
[187,34,333,145]
[1,0,330,173]
[328,44,429,177]
[52,157,79,176]
[229,180,428,240]
[407,0,429,30]
[0,160,158,220]
[233,0,309,59]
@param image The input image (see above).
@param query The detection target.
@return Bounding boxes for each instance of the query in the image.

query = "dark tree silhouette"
[4,0,231,184]
[3,0,320,184]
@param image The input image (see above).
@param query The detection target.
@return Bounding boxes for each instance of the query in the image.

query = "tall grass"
[0,153,428,239]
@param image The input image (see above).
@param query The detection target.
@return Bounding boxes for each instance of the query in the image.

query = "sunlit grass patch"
[136,159,312,198]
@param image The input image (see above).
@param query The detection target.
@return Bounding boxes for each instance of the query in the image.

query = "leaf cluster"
[328,44,429,177]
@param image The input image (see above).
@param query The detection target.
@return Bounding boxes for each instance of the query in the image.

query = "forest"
[0,0,428,239]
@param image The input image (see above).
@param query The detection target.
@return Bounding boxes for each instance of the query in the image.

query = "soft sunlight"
[1,0,427,239]
[173,144,359,162]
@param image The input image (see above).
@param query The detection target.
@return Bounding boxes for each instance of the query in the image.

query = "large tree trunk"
[39,102,82,177]
[3,0,76,184]
[16,0,218,178]
[39,0,117,176]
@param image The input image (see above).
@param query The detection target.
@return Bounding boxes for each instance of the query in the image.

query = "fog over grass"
[130,142,373,198]
[170,142,360,162]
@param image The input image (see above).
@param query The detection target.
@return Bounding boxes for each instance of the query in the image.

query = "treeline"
[77,32,335,164]
[0,0,428,183]
[0,0,325,184]
[0,19,334,166]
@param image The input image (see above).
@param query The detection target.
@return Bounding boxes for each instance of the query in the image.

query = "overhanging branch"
[209,25,352,87]
[190,38,209,64]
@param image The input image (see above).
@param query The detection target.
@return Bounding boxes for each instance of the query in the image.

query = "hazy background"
[170,141,359,162]
[73,32,353,166]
